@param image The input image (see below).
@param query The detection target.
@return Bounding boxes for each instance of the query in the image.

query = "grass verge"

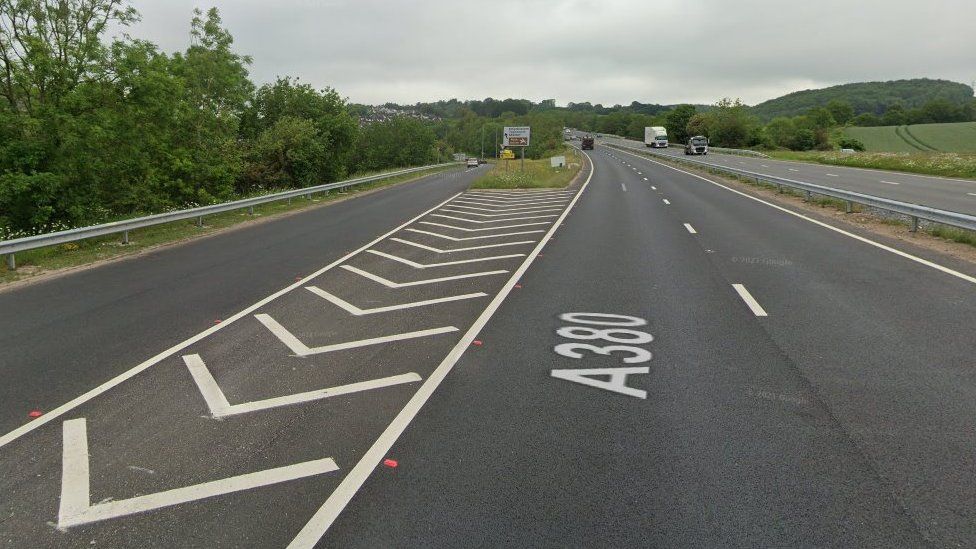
[0,165,456,286]
[764,150,976,180]
[471,147,582,189]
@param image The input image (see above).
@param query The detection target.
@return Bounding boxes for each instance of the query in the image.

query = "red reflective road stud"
[472,340,483,346]
[514,284,523,289]
[28,410,42,418]
[214,319,222,324]
[383,458,398,468]
[295,276,302,281]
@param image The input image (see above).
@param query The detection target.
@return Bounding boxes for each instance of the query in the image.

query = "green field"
[844,122,976,153]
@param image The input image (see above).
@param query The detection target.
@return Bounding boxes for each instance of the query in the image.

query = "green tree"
[825,100,855,125]
[664,104,697,143]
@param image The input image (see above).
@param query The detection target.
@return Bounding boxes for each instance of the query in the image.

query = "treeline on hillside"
[751,78,974,120]
[0,1,440,238]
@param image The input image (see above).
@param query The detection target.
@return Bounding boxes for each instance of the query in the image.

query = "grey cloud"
[121,0,976,106]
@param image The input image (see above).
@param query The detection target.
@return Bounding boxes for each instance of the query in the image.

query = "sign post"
[503,126,530,172]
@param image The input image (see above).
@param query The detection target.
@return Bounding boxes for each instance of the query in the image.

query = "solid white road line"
[419,221,550,231]
[621,183,627,192]
[430,213,555,224]
[183,354,421,418]
[684,223,697,234]
[286,147,596,549]
[732,284,768,317]
[340,265,507,287]
[881,180,900,185]
[618,148,976,285]
[255,313,457,356]
[404,228,545,240]
[390,237,535,253]
[439,209,560,218]
[662,199,671,205]
[58,419,340,528]
[366,249,524,268]
[0,191,465,450]
[306,287,486,315]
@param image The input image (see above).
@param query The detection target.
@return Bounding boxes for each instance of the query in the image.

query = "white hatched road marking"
[58,418,340,528]
[305,287,486,316]
[444,204,565,213]
[439,209,560,218]
[404,228,545,240]
[419,221,550,231]
[390,237,536,253]
[339,265,507,287]
[366,249,525,268]
[732,284,768,317]
[183,354,421,418]
[255,313,458,356]
[452,198,569,207]
[430,213,555,224]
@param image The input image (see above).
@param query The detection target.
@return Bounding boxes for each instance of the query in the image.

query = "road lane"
[320,148,932,547]
[601,135,976,215]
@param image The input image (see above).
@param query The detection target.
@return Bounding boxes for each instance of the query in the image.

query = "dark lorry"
[581,136,595,150]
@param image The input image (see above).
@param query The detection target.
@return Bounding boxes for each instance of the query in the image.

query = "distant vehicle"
[596,134,603,138]
[466,157,479,168]
[581,136,594,150]
[685,136,708,155]
[645,126,668,148]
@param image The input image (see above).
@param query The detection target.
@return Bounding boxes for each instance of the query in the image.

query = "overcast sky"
[119,0,976,107]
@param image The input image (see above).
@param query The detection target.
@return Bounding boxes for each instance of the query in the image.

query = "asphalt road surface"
[600,134,976,216]
[2,149,976,547]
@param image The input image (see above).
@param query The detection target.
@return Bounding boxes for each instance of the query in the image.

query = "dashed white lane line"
[183,354,421,418]
[621,183,627,192]
[255,313,458,356]
[305,287,486,315]
[419,221,551,231]
[642,177,648,181]
[621,150,976,285]
[969,193,976,197]
[825,173,839,177]
[684,223,697,234]
[732,284,768,317]
[662,199,671,205]
[761,164,769,168]
[881,180,901,185]
[404,228,545,241]
[340,265,508,287]
[390,238,535,253]
[651,186,657,190]
[789,168,799,172]
[366,250,524,268]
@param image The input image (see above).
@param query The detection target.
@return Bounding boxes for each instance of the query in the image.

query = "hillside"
[844,122,976,153]
[751,79,974,120]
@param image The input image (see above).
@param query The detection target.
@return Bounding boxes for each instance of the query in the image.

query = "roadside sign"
[550,156,566,168]
[503,126,530,147]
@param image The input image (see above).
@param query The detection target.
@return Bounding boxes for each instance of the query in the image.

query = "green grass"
[471,147,582,189]
[0,165,456,285]
[844,122,976,153]
[765,150,976,180]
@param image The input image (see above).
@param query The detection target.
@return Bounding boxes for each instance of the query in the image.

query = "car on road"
[685,136,708,155]
[466,157,480,168]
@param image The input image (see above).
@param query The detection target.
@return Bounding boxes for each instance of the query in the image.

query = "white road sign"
[503,126,530,147]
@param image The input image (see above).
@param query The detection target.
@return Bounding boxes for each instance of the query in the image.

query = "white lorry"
[644,126,668,148]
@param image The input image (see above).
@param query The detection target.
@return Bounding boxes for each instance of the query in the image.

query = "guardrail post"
[804,190,812,202]
[248,206,255,215]
[910,216,919,233]
[122,230,129,245]
[305,193,311,200]
[287,197,292,205]
[5,253,14,271]
[845,200,853,214]
[777,184,783,193]
[197,216,203,227]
